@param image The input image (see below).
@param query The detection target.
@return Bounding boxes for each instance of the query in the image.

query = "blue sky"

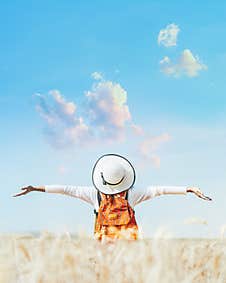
[1,0,226,237]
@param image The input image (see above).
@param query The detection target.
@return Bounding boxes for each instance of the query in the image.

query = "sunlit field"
[0,233,225,283]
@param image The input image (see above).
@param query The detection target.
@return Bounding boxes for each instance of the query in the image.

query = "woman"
[14,154,212,240]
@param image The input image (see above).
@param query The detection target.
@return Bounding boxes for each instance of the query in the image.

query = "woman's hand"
[186,187,212,201]
[13,186,45,197]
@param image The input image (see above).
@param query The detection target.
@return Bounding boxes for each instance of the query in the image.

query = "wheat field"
[0,232,225,283]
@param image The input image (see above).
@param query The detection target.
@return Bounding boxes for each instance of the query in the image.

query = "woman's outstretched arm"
[13,185,97,206]
[129,186,212,207]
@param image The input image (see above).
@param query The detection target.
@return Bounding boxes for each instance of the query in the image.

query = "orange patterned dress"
[94,191,138,241]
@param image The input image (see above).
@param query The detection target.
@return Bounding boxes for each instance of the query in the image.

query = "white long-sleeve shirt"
[45,185,187,211]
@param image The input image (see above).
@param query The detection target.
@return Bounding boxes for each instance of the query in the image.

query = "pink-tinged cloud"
[58,166,68,175]
[139,133,171,168]
[36,77,171,169]
[35,91,91,148]
[36,78,136,147]
[150,155,161,168]
[85,80,131,142]
[130,124,145,136]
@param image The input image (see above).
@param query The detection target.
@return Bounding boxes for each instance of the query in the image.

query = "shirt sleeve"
[129,185,187,207]
[44,185,97,206]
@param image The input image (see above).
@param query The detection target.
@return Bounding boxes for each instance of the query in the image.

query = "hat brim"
[92,154,136,195]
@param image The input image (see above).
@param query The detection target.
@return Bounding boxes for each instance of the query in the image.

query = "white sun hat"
[92,154,136,195]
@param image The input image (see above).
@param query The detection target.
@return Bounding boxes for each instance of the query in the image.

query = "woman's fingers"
[13,186,34,197]
[188,187,212,201]
[195,190,212,201]
[198,194,212,201]
[202,195,212,201]
[12,190,29,197]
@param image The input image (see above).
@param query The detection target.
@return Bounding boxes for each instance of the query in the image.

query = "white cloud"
[91,72,103,80]
[184,217,208,225]
[159,56,170,65]
[160,49,207,77]
[158,23,180,47]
